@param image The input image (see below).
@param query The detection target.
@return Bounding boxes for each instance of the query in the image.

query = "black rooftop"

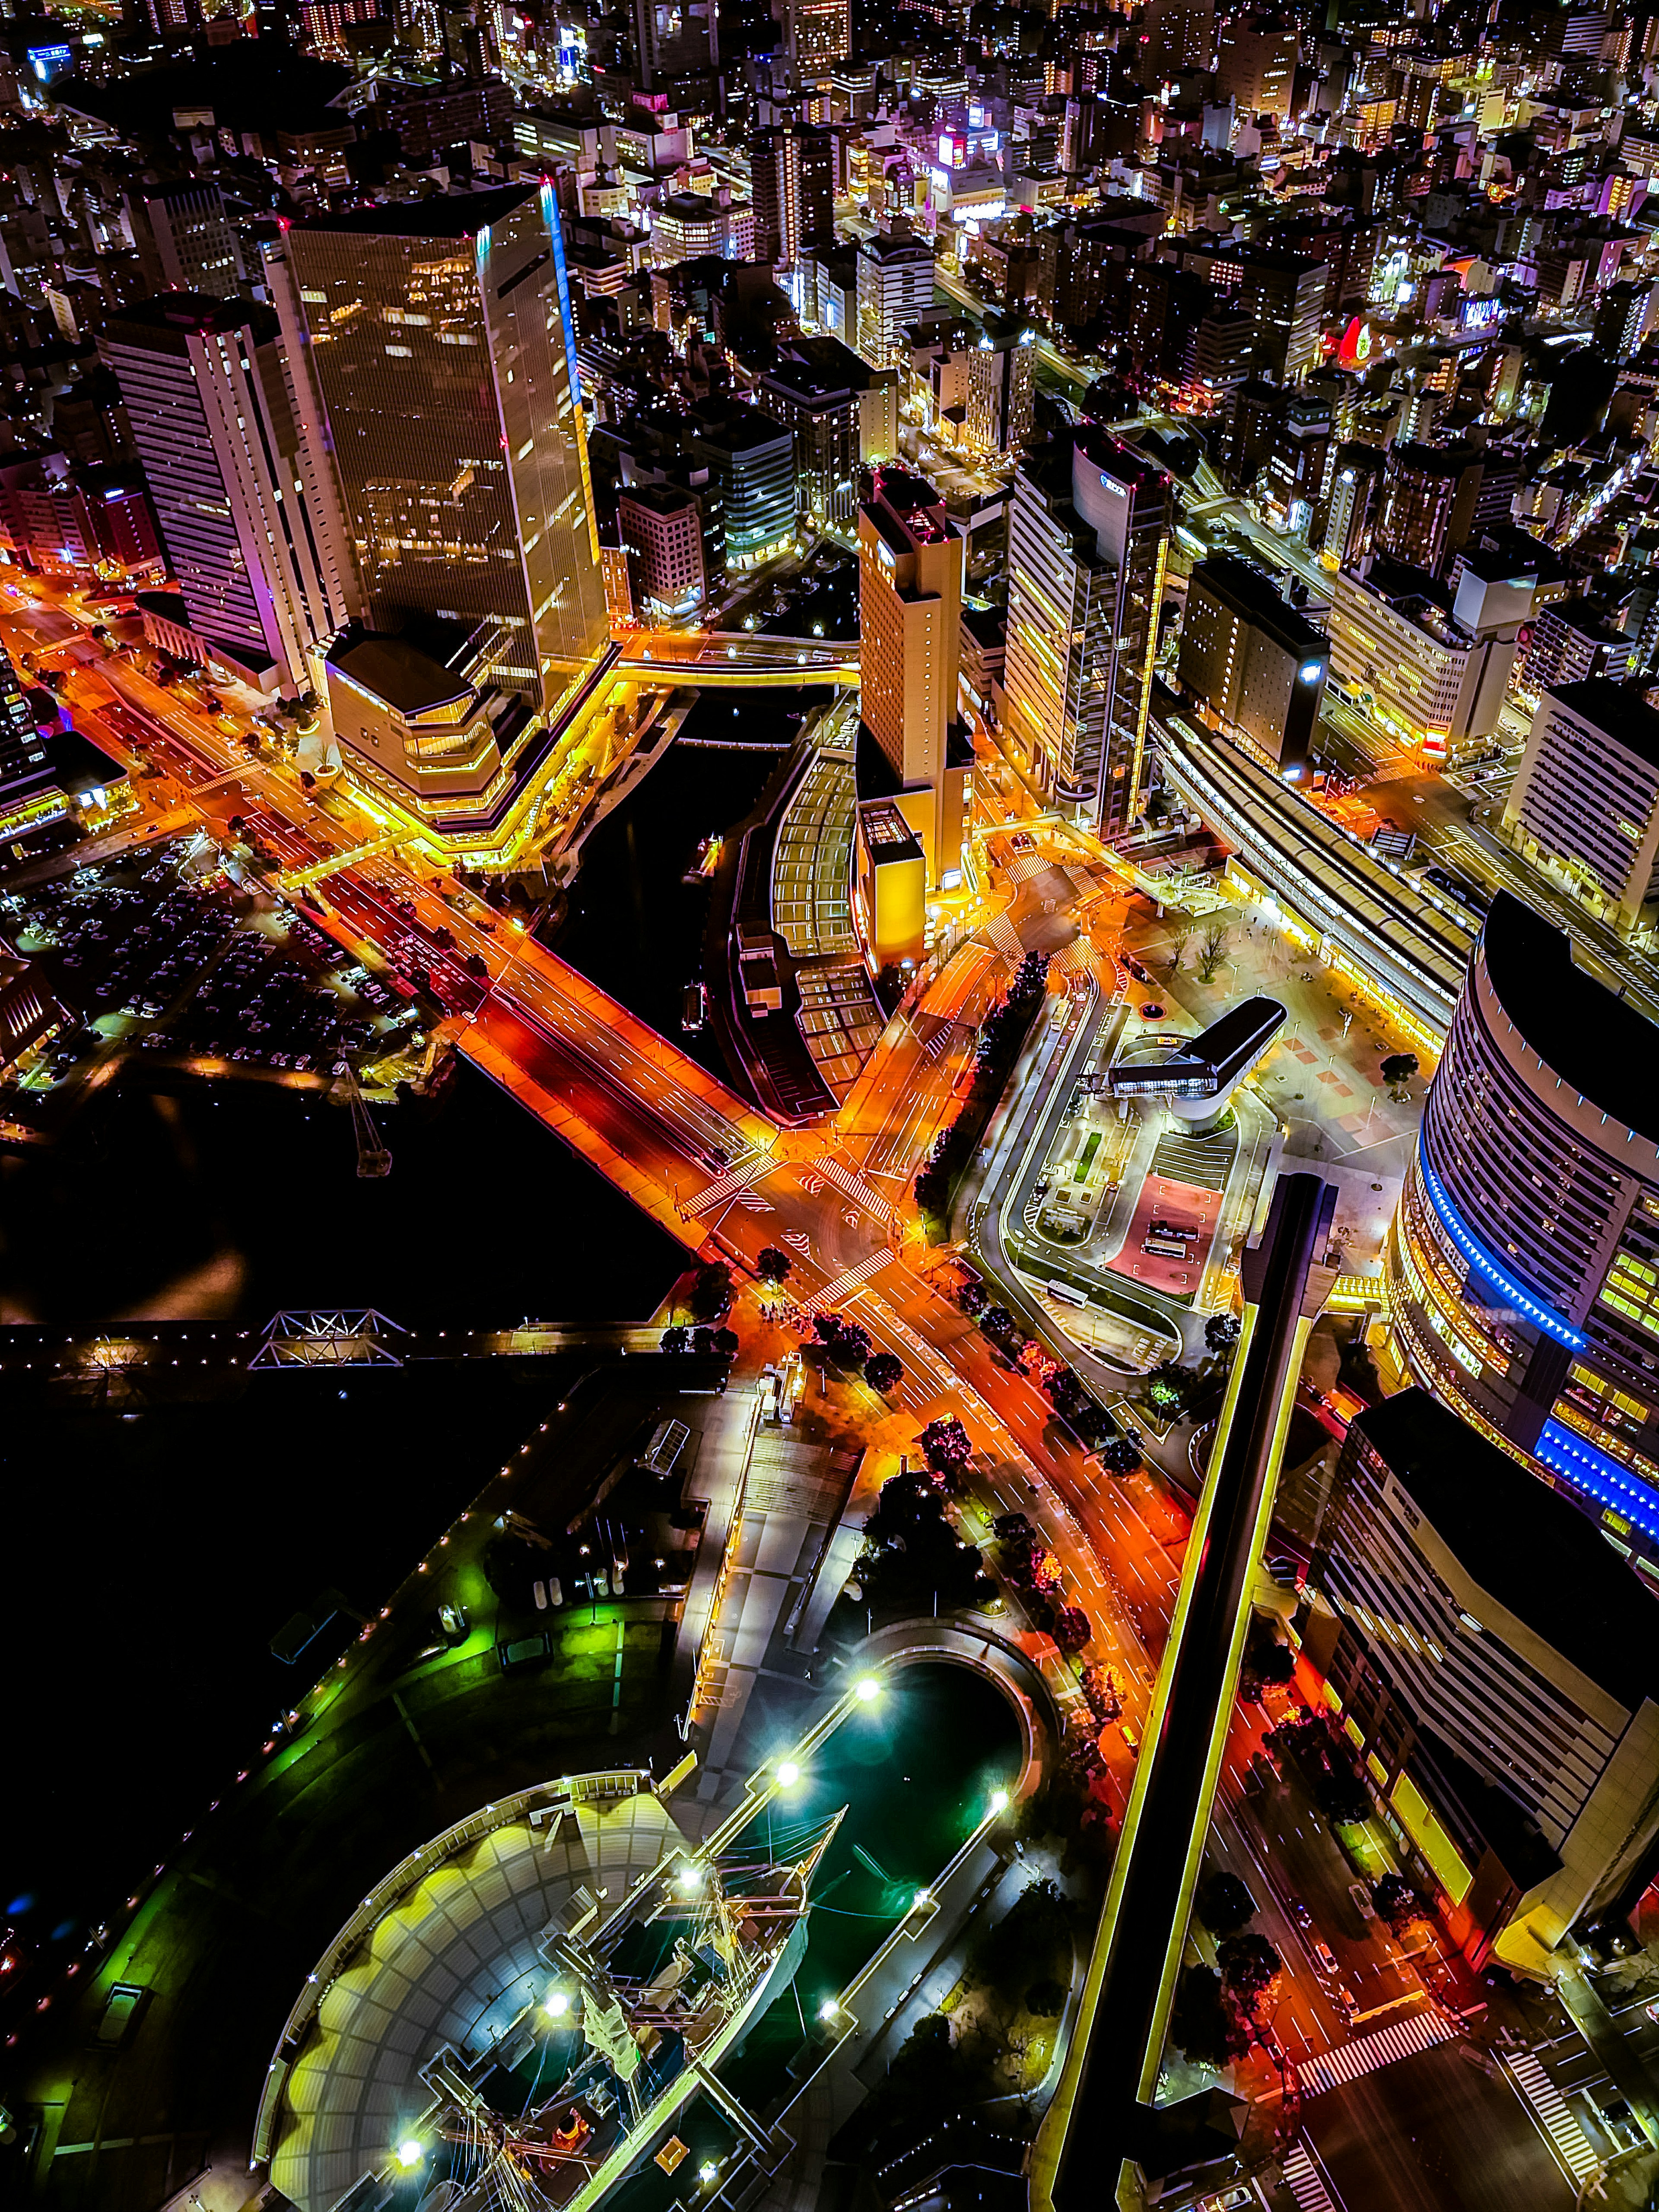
[296,185,541,238]
[1478,890,1659,1146]
[1540,677,1659,774]
[1351,1389,1659,1707]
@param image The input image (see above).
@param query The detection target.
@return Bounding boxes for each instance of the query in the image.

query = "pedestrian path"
[809,1249,893,1310]
[685,1152,778,1214]
[1282,2144,1341,2211]
[1299,2006,1456,2094]
[1503,2050,1601,2182]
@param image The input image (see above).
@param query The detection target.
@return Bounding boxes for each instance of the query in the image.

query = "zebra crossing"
[684,1152,777,1215]
[1281,2144,1339,2211]
[1298,2006,1456,2095]
[812,1155,893,1224]
[808,1250,893,1311]
[985,910,1024,959]
[1502,2050,1601,2181]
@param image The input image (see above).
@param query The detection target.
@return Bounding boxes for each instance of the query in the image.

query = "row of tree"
[914,952,1052,1239]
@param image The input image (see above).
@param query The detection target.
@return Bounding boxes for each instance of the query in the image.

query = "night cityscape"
[10,1,1659,2211]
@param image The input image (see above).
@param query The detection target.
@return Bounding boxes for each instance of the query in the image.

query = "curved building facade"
[1387,892,1659,1570]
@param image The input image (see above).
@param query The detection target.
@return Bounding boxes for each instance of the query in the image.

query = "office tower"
[1320,442,1386,569]
[780,0,850,81]
[1375,443,1483,576]
[687,402,796,568]
[126,180,247,299]
[1177,556,1328,775]
[628,0,717,89]
[1003,428,1172,838]
[857,465,968,886]
[855,231,937,369]
[1594,278,1659,361]
[1214,16,1299,122]
[619,483,709,619]
[1138,0,1214,83]
[1311,1389,1659,1973]
[759,335,897,528]
[272,185,610,711]
[1520,603,1635,695]
[964,321,1035,458]
[99,293,356,693]
[750,123,835,273]
[1500,680,1659,938]
[1328,558,1530,763]
[1387,891,1659,1556]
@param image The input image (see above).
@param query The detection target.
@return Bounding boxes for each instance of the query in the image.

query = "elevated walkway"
[1034,1173,1339,2202]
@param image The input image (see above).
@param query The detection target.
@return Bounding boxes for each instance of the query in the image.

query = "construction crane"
[335,1061,391,1179]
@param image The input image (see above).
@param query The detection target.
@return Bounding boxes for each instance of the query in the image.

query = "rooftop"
[1350,1388,1659,1710]
[295,184,540,238]
[328,633,474,717]
[1541,677,1659,775]
[1191,556,1328,656]
[1477,889,1659,1147]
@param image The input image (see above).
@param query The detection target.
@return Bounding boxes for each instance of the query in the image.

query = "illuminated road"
[0,610,1582,2201]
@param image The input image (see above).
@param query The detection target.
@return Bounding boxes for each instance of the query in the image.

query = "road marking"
[1501,2050,1602,2182]
[685,1154,776,1214]
[810,1250,893,1310]
[1297,2006,1455,2094]
[1282,2143,1341,2211]
[814,1154,893,1223]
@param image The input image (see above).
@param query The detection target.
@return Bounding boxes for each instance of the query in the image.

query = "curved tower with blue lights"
[1387,892,1659,1571]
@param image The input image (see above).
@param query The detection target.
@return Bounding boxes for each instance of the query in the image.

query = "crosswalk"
[812,1154,893,1224]
[1503,2050,1602,2181]
[1298,2006,1456,2095]
[808,1250,893,1311]
[1282,2144,1339,2211]
[684,1152,776,1215]
[985,910,1024,959]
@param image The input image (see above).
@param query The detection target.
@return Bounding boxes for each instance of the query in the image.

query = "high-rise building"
[687,402,797,569]
[1309,1389,1659,1973]
[1519,603,1636,698]
[857,465,967,885]
[1214,12,1299,119]
[964,319,1036,459]
[1320,441,1386,569]
[1003,428,1172,837]
[750,124,835,273]
[1328,558,1530,763]
[0,642,45,800]
[1387,892,1659,1564]
[1374,442,1483,575]
[779,0,850,81]
[628,0,717,90]
[855,231,937,369]
[99,292,356,695]
[125,179,247,299]
[619,483,709,619]
[271,185,610,713]
[1500,680,1659,939]
[758,335,897,528]
[1177,555,1328,775]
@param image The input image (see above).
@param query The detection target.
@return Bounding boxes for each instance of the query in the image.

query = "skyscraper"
[629,0,718,90]
[780,0,849,80]
[857,465,968,885]
[1386,892,1659,1569]
[99,292,356,693]
[750,123,836,273]
[1003,428,1171,837]
[125,180,246,299]
[270,185,610,712]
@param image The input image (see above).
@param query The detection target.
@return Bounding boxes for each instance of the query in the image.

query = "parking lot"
[0,838,432,1096]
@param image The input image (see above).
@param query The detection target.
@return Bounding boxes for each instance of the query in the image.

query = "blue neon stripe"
[1536,1419,1659,1547]
[1417,1141,1583,1350]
